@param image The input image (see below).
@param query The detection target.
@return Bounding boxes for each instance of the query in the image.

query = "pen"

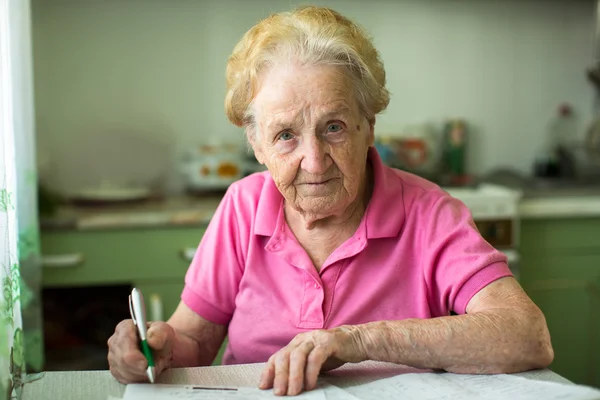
[128,287,156,383]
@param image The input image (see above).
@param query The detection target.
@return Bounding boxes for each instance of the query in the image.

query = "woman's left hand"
[258,326,366,396]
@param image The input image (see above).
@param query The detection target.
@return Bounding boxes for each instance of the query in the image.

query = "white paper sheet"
[322,384,363,400]
[341,372,600,400]
[123,384,328,400]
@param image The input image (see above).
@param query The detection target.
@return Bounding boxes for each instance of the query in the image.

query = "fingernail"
[274,387,284,396]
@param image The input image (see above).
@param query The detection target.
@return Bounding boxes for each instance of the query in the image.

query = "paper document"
[342,372,600,400]
[322,384,362,400]
[123,384,328,400]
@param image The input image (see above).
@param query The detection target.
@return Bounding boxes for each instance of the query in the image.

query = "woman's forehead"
[265,102,355,130]
[254,65,359,125]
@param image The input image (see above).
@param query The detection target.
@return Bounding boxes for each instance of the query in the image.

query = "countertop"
[519,195,600,219]
[40,195,223,231]
[21,361,572,400]
[483,170,600,219]
[39,188,600,233]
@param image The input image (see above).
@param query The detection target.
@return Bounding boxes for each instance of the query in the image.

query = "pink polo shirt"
[182,147,511,365]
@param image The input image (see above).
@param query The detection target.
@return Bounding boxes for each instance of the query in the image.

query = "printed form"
[341,372,600,400]
[122,373,600,400]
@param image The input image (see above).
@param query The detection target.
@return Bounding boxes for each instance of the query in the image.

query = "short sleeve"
[181,185,246,325]
[422,193,512,316]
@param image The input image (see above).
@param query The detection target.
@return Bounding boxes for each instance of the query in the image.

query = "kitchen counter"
[40,195,224,231]
[482,170,600,219]
[519,194,600,219]
[40,186,600,232]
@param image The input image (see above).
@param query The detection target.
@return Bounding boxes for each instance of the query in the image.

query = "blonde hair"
[224,5,390,132]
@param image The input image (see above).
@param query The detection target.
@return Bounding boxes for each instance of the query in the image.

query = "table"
[21,362,571,400]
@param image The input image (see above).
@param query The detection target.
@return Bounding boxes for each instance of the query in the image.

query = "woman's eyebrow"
[265,107,352,131]
[320,107,352,120]
[266,121,290,131]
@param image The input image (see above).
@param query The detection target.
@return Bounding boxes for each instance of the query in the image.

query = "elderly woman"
[108,5,553,396]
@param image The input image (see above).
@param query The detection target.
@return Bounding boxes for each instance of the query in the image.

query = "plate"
[70,186,152,203]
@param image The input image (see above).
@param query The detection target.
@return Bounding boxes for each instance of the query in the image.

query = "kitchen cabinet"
[41,227,205,286]
[40,226,231,366]
[520,218,600,388]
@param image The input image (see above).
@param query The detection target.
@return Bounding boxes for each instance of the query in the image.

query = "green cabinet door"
[521,259,600,386]
[520,218,600,388]
[591,278,600,387]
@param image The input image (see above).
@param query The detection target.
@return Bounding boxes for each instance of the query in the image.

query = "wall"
[31,0,597,194]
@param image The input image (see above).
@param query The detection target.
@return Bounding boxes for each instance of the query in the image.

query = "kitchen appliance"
[444,184,523,281]
[180,143,244,193]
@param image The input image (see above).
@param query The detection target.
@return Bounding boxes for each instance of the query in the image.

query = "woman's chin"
[294,203,344,221]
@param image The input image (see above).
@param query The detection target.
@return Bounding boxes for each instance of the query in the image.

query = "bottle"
[443,119,468,181]
[533,103,576,178]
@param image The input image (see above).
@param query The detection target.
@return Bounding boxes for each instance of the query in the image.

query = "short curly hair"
[224,5,390,133]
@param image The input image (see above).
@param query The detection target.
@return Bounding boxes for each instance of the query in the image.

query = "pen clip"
[129,294,137,327]
[129,287,148,340]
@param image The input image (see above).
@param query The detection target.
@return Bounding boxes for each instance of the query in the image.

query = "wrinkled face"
[250,63,374,218]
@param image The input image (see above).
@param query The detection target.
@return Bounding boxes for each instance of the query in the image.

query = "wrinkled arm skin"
[349,277,554,374]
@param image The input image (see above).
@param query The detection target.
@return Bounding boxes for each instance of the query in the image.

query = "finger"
[273,351,291,396]
[287,342,312,396]
[109,352,148,383]
[259,359,275,390]
[113,366,148,384]
[108,332,147,375]
[147,322,175,375]
[304,346,329,391]
[147,322,168,351]
[112,320,140,354]
[109,366,127,384]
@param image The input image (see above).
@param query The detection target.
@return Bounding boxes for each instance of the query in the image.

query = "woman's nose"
[300,136,332,175]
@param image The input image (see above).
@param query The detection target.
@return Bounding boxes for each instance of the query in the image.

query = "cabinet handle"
[42,253,84,268]
[180,248,196,262]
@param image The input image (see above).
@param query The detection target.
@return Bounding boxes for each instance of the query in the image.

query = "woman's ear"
[367,117,376,146]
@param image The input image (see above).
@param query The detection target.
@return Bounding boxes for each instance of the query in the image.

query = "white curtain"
[0,0,40,399]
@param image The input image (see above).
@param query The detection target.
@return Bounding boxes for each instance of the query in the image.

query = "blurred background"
[15,0,600,389]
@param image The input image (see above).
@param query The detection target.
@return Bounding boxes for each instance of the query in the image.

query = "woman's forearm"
[351,309,553,374]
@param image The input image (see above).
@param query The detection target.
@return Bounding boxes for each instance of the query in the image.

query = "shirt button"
[314,283,320,289]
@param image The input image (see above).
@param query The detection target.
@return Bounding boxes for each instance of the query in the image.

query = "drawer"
[41,227,205,286]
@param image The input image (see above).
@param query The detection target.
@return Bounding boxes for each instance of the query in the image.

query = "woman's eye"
[327,123,342,133]
[279,132,294,141]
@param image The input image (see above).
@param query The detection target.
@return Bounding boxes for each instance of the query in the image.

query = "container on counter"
[443,119,468,178]
[533,103,577,179]
[179,141,244,194]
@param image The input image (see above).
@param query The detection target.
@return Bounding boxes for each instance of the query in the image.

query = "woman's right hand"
[107,319,175,383]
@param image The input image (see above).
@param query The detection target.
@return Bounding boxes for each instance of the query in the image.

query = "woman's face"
[250,63,374,219]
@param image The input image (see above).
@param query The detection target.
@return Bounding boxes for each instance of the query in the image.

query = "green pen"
[129,287,156,383]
